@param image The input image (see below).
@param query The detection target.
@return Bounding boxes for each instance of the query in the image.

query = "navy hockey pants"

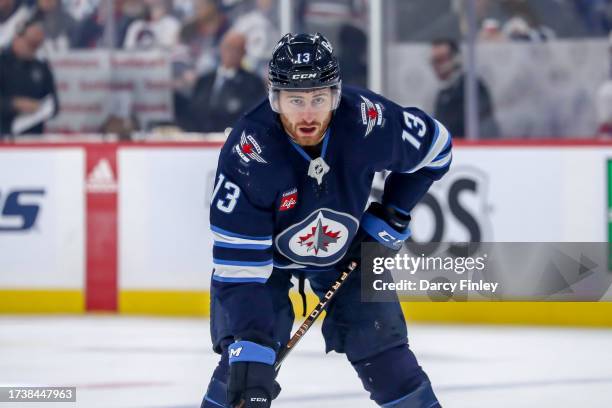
[203,267,439,407]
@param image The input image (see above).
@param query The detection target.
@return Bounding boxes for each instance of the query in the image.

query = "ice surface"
[1,316,611,408]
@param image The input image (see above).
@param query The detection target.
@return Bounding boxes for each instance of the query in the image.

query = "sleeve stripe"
[212,276,268,283]
[213,258,273,267]
[214,241,271,250]
[273,262,306,269]
[426,152,452,169]
[211,225,273,246]
[213,263,273,281]
[273,262,335,272]
[434,142,452,161]
[211,225,272,240]
[405,119,451,174]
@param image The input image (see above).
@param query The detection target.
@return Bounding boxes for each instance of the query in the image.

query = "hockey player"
[202,33,451,408]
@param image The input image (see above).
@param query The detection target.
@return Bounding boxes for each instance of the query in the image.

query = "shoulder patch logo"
[279,188,298,211]
[360,95,384,138]
[234,131,267,164]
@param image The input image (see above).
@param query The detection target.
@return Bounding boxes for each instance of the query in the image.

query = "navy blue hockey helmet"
[268,33,342,113]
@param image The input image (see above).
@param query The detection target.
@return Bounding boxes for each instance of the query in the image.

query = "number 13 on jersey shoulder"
[401,111,427,150]
[212,173,241,214]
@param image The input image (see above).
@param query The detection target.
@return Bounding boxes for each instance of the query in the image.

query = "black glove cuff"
[367,202,411,232]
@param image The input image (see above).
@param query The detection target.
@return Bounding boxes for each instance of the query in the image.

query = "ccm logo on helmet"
[292,73,318,79]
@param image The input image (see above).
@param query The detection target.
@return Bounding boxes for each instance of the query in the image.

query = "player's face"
[278,89,334,146]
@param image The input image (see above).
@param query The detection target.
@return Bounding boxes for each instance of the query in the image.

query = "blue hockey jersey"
[209,85,452,342]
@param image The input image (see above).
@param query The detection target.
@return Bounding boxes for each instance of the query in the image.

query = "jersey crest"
[275,208,359,266]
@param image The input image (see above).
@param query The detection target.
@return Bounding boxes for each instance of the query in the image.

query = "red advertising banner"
[85,144,118,311]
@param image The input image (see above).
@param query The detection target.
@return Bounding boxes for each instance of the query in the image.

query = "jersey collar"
[287,127,331,162]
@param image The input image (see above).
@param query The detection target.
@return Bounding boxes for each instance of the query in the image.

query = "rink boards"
[1,140,612,325]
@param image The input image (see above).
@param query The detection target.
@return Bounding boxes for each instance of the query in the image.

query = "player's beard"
[281,114,332,147]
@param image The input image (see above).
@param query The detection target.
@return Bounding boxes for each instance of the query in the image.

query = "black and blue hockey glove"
[342,202,411,266]
[227,340,281,408]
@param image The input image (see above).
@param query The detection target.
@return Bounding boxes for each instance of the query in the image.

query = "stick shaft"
[235,261,358,408]
[274,261,357,371]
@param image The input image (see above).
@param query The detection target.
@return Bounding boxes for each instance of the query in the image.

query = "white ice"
[1,316,612,408]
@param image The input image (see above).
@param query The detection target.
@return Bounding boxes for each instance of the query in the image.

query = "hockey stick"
[274,260,358,371]
[236,260,358,407]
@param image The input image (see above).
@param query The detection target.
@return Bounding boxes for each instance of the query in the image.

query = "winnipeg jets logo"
[298,217,341,254]
[275,209,359,266]
[360,95,384,138]
[234,132,267,164]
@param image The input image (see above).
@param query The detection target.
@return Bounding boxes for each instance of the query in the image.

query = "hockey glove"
[227,340,281,408]
[341,202,411,266]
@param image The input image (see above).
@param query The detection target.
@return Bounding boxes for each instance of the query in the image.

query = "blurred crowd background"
[0,0,611,140]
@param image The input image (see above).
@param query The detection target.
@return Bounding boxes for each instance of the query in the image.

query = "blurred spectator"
[190,31,265,132]
[0,19,59,138]
[479,18,505,41]
[0,0,33,48]
[430,38,499,139]
[172,0,194,20]
[123,0,180,50]
[499,0,555,41]
[71,0,105,48]
[502,15,555,41]
[62,0,100,22]
[114,0,147,45]
[295,0,367,33]
[292,0,368,60]
[179,0,230,75]
[33,0,78,51]
[99,114,139,140]
[573,0,612,37]
[173,0,229,129]
[526,0,588,38]
[337,23,367,87]
[596,31,612,137]
[74,0,145,48]
[99,91,139,141]
[457,0,555,42]
[171,47,199,131]
[393,0,461,43]
[231,0,279,76]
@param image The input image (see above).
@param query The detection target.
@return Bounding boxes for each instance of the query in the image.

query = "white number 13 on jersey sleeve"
[401,111,427,150]
[212,173,241,214]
